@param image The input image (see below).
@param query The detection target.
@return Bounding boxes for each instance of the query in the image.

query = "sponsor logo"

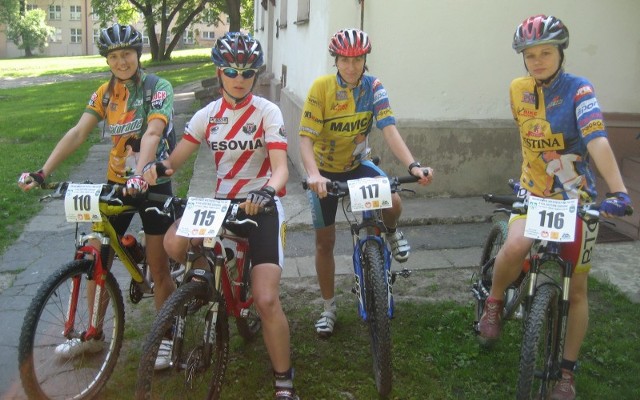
[306,96,322,108]
[336,90,348,100]
[133,99,143,107]
[546,96,563,109]
[89,92,98,107]
[574,85,593,101]
[582,119,605,136]
[278,125,287,138]
[517,107,537,118]
[373,89,387,104]
[576,98,599,120]
[521,136,562,150]
[522,92,536,105]
[209,117,228,124]
[210,139,265,151]
[151,91,167,109]
[303,111,323,124]
[108,118,144,135]
[526,124,545,138]
[329,117,371,133]
[377,108,393,119]
[331,103,349,112]
[242,123,257,134]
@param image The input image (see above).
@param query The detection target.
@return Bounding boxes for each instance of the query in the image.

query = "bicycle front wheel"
[363,240,393,397]
[18,260,125,400]
[516,284,560,400]
[135,280,230,400]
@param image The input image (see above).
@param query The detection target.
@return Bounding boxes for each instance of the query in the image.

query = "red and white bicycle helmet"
[512,15,569,54]
[328,28,372,57]
[211,32,264,69]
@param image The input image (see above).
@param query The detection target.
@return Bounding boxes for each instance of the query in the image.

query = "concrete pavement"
[0,80,638,398]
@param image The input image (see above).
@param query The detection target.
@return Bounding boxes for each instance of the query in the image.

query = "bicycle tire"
[363,240,393,397]
[516,284,560,400]
[474,220,508,343]
[135,280,230,400]
[235,254,261,341]
[18,259,125,400]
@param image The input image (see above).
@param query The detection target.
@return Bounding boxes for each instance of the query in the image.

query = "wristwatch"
[408,161,421,175]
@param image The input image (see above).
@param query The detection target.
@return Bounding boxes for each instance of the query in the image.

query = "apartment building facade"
[0,0,230,58]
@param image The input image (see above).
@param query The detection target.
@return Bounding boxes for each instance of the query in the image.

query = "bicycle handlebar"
[301,168,430,195]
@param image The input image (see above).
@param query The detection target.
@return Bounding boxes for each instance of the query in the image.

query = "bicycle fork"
[352,235,395,320]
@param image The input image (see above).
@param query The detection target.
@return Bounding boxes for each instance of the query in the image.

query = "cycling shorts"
[308,160,387,229]
[224,198,286,269]
[109,180,175,236]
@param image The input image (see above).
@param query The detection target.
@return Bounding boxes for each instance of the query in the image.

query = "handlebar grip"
[156,162,168,178]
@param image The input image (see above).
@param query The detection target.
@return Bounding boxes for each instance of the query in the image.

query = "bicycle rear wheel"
[516,284,560,399]
[363,240,393,397]
[18,260,125,400]
[135,280,230,400]
[473,220,508,339]
[234,254,261,341]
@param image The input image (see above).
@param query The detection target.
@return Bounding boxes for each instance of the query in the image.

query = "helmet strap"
[217,69,256,107]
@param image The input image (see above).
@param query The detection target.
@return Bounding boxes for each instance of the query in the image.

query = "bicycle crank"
[391,268,412,284]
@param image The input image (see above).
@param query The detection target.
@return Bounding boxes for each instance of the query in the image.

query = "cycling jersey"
[299,73,396,173]
[85,73,173,183]
[182,93,287,199]
[510,71,607,201]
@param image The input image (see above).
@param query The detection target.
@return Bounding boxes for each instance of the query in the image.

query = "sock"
[323,297,336,313]
[560,359,577,373]
[274,368,294,389]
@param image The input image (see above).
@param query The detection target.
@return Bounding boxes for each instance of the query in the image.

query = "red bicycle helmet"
[513,15,569,53]
[328,28,372,57]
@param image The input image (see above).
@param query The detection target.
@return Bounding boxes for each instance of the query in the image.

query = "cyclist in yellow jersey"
[18,24,176,370]
[299,28,433,338]
[477,16,633,400]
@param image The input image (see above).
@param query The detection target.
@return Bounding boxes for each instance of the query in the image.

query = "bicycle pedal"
[391,268,412,284]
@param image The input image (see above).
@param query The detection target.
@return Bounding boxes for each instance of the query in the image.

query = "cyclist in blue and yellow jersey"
[477,15,633,400]
[18,23,177,370]
[299,28,433,338]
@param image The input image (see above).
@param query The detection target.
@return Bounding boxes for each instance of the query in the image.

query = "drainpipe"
[359,0,364,30]
[84,0,89,55]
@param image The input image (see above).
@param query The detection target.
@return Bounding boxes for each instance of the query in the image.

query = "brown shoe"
[478,297,504,345]
[550,369,576,400]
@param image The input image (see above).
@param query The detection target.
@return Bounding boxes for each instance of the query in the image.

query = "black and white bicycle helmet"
[210,32,264,69]
[98,24,143,57]
[513,15,569,54]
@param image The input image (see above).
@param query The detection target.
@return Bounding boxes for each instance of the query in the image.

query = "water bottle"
[225,247,237,282]
[121,233,145,264]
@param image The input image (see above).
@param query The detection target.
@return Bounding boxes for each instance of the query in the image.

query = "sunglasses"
[221,67,258,79]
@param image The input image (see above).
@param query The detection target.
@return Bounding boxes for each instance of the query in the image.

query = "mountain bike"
[18,181,185,400]
[303,170,428,397]
[135,200,270,400]
[471,189,633,399]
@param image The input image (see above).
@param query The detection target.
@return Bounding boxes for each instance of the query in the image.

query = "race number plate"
[524,196,578,242]
[177,197,231,238]
[64,184,102,222]
[347,177,393,212]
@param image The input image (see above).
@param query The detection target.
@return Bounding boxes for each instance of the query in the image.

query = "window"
[70,5,81,21]
[91,7,100,21]
[142,34,149,45]
[183,31,194,45]
[49,5,61,21]
[202,31,215,40]
[70,28,82,44]
[295,0,310,24]
[93,29,100,43]
[26,4,38,11]
[50,28,62,42]
[279,0,288,28]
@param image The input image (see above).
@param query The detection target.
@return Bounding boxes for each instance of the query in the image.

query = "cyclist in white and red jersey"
[18,23,176,369]
[143,33,298,400]
[477,15,633,400]
[299,28,433,338]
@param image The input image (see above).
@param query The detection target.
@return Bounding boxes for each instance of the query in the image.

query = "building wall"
[1,0,230,58]
[256,0,640,197]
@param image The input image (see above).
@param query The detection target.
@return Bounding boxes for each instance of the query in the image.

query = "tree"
[93,0,253,62]
[2,2,54,57]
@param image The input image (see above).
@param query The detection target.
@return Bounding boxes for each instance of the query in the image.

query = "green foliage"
[5,9,54,56]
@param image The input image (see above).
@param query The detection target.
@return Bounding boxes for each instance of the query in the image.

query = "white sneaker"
[387,230,410,262]
[154,339,173,370]
[314,311,336,338]
[54,337,104,358]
